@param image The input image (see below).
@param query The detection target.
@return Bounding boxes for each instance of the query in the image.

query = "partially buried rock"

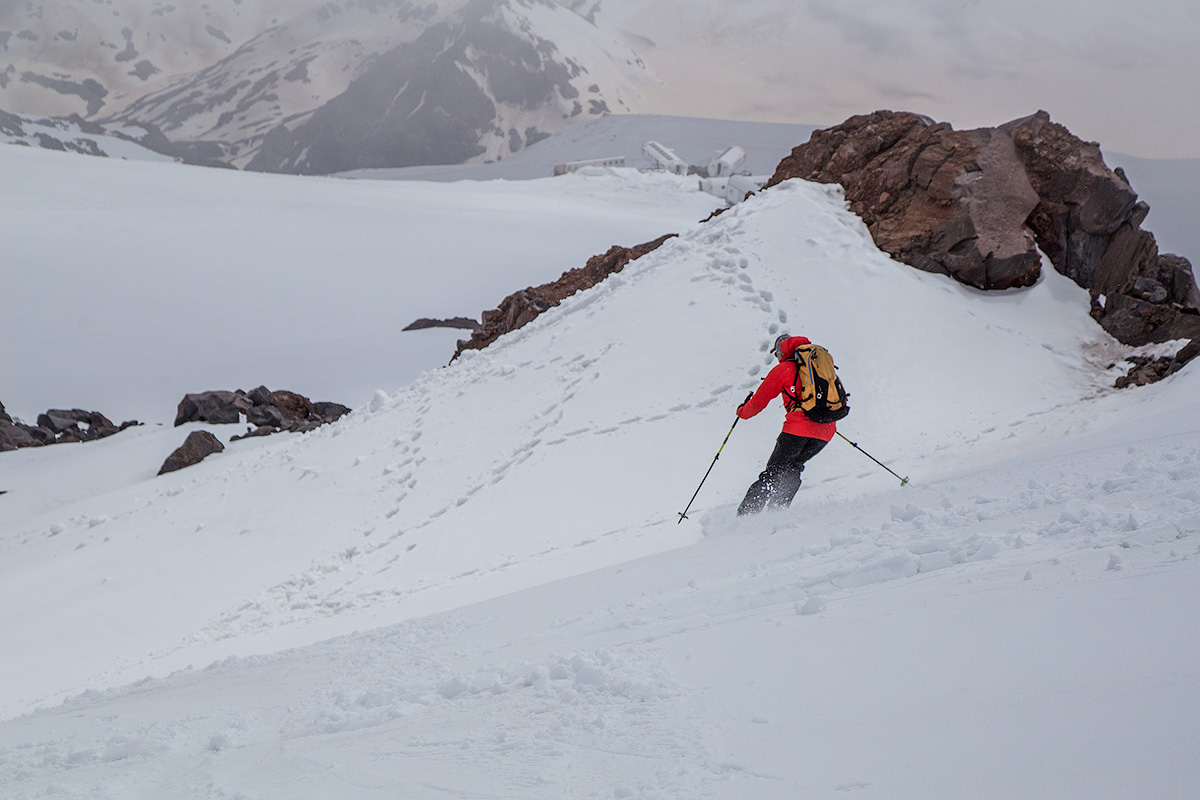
[158,430,225,475]
[172,386,351,438]
[1,401,137,451]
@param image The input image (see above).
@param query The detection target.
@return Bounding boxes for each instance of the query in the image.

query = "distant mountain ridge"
[243,0,646,174]
[0,0,646,171]
[0,107,179,162]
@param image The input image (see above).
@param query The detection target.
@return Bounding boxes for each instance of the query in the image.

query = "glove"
[737,391,754,413]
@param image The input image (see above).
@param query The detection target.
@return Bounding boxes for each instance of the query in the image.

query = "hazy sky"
[601,0,1200,158]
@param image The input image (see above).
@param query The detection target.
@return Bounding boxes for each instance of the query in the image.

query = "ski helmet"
[771,333,789,359]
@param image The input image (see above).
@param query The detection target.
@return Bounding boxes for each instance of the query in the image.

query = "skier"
[736,333,836,515]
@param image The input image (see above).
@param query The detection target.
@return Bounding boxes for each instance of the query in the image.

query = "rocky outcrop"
[174,386,351,437]
[767,110,1042,289]
[453,234,676,358]
[767,109,1200,372]
[0,401,138,452]
[158,430,225,475]
[1113,339,1200,389]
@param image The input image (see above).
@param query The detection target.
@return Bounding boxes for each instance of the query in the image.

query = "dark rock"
[175,387,351,440]
[231,425,279,442]
[37,409,92,434]
[1096,293,1200,347]
[1132,276,1169,305]
[1,402,137,451]
[453,233,676,358]
[174,391,245,426]
[403,317,481,332]
[1150,254,1200,311]
[246,404,285,429]
[246,385,274,407]
[0,422,41,451]
[312,402,352,424]
[158,430,225,475]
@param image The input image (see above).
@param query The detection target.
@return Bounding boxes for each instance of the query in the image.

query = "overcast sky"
[601,0,1200,159]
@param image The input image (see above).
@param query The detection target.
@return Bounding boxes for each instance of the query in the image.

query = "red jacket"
[736,336,837,441]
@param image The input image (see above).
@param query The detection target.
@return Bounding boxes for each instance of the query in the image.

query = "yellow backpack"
[783,344,850,423]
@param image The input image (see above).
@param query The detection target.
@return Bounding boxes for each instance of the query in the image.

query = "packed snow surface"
[1,147,1198,798]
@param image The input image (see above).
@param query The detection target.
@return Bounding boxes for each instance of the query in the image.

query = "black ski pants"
[737,432,828,516]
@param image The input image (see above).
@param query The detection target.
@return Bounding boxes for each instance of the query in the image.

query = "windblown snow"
[1,145,1198,799]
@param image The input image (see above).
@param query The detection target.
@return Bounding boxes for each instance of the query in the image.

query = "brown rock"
[268,390,313,424]
[177,387,352,440]
[767,111,1042,289]
[312,402,352,424]
[158,430,225,475]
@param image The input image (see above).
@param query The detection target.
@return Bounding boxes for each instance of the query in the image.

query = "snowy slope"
[1,158,1198,796]
[0,172,1173,709]
[0,144,719,425]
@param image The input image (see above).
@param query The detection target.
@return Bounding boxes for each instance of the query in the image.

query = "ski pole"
[836,431,909,486]
[677,393,751,523]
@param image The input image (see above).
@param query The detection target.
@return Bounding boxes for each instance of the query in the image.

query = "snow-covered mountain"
[0,0,296,115]
[0,108,178,162]
[2,144,1198,796]
[0,0,648,170]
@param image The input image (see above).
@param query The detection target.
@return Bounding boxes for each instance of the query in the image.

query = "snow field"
[0,174,1162,717]
[2,416,1197,797]
[2,155,1198,797]
[0,145,719,423]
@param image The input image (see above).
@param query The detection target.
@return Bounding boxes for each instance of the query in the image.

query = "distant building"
[725,174,769,205]
[707,145,746,178]
[552,156,625,176]
[642,141,689,175]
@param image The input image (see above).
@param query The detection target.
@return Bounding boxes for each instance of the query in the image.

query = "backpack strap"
[780,349,806,412]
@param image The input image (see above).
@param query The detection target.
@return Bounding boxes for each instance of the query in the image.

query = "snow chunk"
[796,596,827,615]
